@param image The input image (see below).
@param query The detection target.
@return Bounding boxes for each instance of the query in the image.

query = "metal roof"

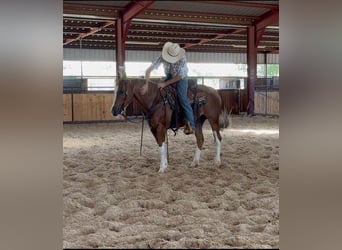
[150,1,271,17]
[63,0,279,54]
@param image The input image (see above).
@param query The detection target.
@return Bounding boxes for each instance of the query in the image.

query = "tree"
[267,64,279,77]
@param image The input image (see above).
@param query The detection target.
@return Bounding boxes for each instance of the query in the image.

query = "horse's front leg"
[153,124,168,173]
[191,123,204,167]
[213,130,222,166]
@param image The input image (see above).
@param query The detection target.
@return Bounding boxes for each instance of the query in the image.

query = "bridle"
[116,80,129,116]
[117,79,146,124]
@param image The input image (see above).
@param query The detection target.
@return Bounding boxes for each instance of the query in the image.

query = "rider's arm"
[141,57,161,95]
[144,64,154,84]
[161,75,182,87]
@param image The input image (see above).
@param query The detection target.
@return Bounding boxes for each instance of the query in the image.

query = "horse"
[111,78,229,173]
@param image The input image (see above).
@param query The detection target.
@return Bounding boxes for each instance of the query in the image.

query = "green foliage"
[267,64,279,77]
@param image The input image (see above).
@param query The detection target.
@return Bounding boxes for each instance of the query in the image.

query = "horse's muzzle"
[111,106,123,116]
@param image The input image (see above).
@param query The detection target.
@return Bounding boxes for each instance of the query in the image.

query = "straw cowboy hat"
[161,42,185,64]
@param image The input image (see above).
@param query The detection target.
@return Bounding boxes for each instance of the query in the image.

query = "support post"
[115,1,154,81]
[247,25,257,115]
[116,16,125,81]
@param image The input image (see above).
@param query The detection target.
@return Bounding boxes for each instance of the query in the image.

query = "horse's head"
[111,79,134,119]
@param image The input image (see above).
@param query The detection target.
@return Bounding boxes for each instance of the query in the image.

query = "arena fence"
[63,76,278,122]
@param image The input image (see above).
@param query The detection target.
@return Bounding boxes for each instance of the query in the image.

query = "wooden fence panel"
[63,88,252,123]
[63,94,72,122]
[267,91,279,115]
[218,89,248,114]
[254,92,266,114]
[254,90,279,115]
[72,93,114,121]
[218,90,239,114]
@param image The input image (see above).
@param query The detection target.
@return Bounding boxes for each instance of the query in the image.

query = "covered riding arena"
[63,1,279,248]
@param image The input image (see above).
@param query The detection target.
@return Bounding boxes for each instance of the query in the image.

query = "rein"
[117,78,170,157]
[125,115,145,124]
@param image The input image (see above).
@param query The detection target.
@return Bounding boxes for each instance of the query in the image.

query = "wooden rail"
[63,87,279,122]
[254,90,279,115]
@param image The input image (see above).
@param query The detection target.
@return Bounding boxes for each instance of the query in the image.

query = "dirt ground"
[63,115,279,248]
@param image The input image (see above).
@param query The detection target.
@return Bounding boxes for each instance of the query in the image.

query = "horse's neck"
[134,83,161,113]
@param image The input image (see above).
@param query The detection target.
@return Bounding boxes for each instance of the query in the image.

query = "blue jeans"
[166,75,195,128]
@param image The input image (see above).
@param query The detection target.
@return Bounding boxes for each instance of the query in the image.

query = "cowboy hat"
[161,42,185,64]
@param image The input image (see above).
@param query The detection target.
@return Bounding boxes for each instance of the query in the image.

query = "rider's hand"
[140,83,148,95]
[157,82,166,89]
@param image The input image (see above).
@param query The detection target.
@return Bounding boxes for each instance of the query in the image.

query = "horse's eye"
[117,90,126,96]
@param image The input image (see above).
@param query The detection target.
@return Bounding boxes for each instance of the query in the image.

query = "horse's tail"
[219,108,232,129]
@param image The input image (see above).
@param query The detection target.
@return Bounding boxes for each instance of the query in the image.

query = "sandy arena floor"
[63,115,279,248]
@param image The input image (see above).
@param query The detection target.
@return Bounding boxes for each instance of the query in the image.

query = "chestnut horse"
[111,78,229,173]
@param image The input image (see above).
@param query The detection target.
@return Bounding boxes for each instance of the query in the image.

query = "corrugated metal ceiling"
[63,1,279,54]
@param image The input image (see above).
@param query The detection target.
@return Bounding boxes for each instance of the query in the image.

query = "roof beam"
[121,0,155,40]
[63,3,121,19]
[63,21,115,45]
[63,27,277,41]
[137,9,257,26]
[183,28,245,49]
[198,1,279,10]
[64,42,275,53]
[255,9,279,31]
[64,3,258,26]
[254,9,279,47]
[130,24,229,33]
[68,35,277,46]
[122,1,155,24]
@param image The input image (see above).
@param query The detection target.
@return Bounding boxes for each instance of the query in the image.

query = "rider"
[140,41,196,134]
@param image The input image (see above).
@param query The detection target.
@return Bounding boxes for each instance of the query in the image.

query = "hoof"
[214,159,221,166]
[190,161,199,167]
[158,168,166,173]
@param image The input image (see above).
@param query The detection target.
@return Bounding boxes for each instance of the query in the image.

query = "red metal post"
[247,25,257,115]
[115,1,155,79]
[246,10,278,114]
[116,16,124,80]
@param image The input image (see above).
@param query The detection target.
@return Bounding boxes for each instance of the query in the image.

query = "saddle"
[162,79,207,133]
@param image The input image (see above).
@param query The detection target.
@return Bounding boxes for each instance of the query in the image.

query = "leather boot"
[183,122,194,135]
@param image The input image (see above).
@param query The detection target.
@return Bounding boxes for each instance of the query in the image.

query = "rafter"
[255,9,279,31]
[122,1,155,23]
[138,8,257,26]
[64,41,275,53]
[130,22,243,34]
[65,35,278,46]
[63,21,115,45]
[63,2,279,54]
[183,28,245,49]
[254,9,279,47]
[63,3,121,19]
[197,1,279,10]
[121,0,155,39]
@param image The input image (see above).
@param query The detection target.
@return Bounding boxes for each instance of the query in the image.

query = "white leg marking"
[158,142,168,173]
[191,146,201,167]
[213,131,221,166]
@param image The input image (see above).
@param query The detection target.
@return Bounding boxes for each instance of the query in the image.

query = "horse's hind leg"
[208,117,222,166]
[191,116,206,167]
